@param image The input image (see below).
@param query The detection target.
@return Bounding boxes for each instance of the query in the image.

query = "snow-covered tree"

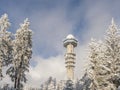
[13,18,32,90]
[103,18,120,89]
[87,19,120,90]
[78,72,91,90]
[7,18,32,90]
[57,80,66,90]
[0,14,32,89]
[87,38,104,90]
[0,14,12,80]
[43,77,57,90]
[64,80,74,90]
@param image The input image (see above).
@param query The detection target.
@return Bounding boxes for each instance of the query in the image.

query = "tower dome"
[66,34,75,39]
[63,34,78,48]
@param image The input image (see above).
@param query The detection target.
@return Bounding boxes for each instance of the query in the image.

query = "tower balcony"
[66,64,75,67]
[65,56,76,60]
[65,53,76,56]
[65,60,75,64]
[65,53,76,60]
[63,39,78,48]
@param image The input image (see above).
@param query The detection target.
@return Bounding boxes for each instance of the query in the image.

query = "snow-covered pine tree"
[7,18,32,90]
[14,18,32,90]
[43,76,57,90]
[103,18,120,89]
[0,14,12,79]
[78,72,91,90]
[57,80,65,90]
[87,19,120,90]
[64,80,74,90]
[87,38,105,90]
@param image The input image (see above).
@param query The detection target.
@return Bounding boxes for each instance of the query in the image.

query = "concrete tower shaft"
[63,34,78,80]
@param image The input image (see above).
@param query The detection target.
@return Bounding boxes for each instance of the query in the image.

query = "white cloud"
[26,55,66,87]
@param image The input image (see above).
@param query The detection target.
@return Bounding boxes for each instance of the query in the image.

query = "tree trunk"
[17,55,23,90]
[14,68,17,90]
[14,60,23,90]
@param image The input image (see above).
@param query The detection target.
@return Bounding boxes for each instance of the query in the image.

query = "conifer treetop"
[0,14,10,32]
[20,18,30,30]
[107,18,118,36]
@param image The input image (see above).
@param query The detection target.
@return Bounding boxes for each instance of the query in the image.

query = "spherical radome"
[66,34,75,39]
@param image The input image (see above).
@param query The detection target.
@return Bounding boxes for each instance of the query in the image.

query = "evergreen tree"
[87,19,120,90]
[64,80,74,90]
[87,39,104,90]
[44,76,57,90]
[6,18,32,90]
[103,19,120,89]
[0,14,12,79]
[78,72,91,90]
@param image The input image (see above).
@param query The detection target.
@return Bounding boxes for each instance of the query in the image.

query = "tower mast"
[63,34,78,80]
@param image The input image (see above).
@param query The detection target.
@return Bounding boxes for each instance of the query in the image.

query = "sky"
[0,0,120,87]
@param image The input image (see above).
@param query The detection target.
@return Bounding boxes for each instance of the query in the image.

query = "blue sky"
[1,0,120,87]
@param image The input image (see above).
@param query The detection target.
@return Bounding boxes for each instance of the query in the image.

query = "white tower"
[63,34,78,80]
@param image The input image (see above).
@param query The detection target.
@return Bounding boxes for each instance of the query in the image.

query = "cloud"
[26,55,66,87]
